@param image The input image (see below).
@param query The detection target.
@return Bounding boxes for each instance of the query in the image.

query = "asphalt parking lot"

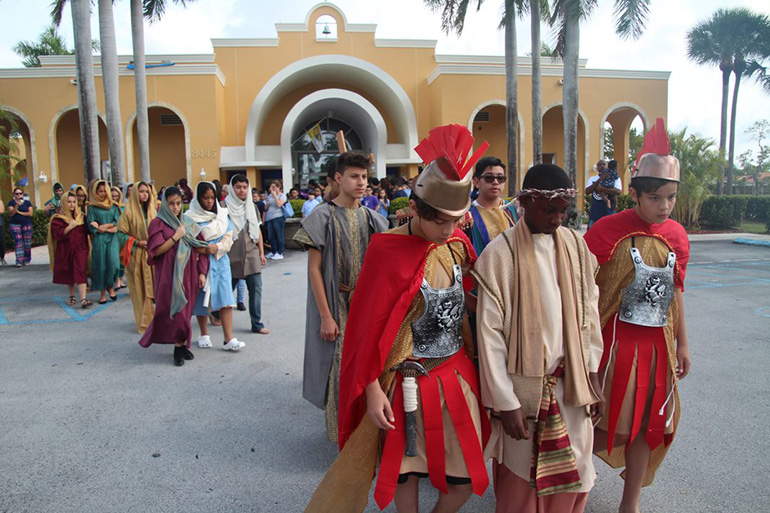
[1,236,769,512]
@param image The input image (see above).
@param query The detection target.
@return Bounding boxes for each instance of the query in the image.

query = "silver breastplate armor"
[411,264,465,358]
[619,247,676,327]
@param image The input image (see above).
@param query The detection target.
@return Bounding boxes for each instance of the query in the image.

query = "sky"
[0,0,768,161]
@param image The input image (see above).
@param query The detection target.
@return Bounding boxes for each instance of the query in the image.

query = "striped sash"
[529,363,582,496]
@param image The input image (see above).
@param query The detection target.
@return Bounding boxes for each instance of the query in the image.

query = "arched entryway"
[600,103,649,186]
[0,106,38,204]
[280,88,387,186]
[542,104,588,190]
[468,100,525,188]
[128,105,188,188]
[53,107,108,190]
[246,55,418,172]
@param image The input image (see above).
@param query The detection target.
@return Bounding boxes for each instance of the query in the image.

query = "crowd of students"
[301,122,690,513]
[8,175,280,367]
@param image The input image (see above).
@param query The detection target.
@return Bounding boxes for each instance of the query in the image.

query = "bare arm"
[675,289,691,379]
[308,247,339,341]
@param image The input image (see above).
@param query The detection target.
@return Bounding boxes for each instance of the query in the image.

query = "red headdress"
[412,124,489,216]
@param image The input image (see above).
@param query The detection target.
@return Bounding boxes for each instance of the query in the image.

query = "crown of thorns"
[517,187,576,199]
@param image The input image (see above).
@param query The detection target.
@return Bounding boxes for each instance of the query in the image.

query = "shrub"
[289,199,305,218]
[743,195,770,221]
[616,194,634,212]
[699,196,747,229]
[389,197,410,214]
[766,205,770,232]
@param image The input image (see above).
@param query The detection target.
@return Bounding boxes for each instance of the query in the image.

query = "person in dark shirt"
[7,187,34,266]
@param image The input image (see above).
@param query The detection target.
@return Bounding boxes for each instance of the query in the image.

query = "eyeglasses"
[480,175,507,184]
[14,192,23,196]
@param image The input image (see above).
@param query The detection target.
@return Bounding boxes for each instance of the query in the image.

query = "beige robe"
[476,231,603,493]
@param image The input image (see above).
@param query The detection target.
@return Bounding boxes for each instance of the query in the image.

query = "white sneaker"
[272,254,284,260]
[223,338,245,351]
[197,335,212,348]
[265,252,275,259]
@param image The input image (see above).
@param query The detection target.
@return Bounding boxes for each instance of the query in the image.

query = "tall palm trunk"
[727,60,745,195]
[504,1,518,196]
[99,0,125,188]
[717,62,732,194]
[531,0,543,165]
[562,17,580,227]
[131,0,151,183]
[71,0,100,183]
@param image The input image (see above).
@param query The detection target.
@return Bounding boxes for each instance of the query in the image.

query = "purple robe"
[139,218,209,348]
[51,218,89,285]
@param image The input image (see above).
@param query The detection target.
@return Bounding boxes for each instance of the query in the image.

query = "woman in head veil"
[139,186,209,366]
[183,181,245,351]
[117,181,158,334]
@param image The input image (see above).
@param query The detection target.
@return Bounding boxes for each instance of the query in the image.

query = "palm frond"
[50,0,68,27]
[613,0,650,40]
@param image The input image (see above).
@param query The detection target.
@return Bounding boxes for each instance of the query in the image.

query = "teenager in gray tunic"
[294,152,389,441]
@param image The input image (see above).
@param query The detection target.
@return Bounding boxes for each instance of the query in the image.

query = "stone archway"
[280,89,387,185]
[126,102,191,186]
[600,102,650,174]
[542,103,589,191]
[51,106,108,190]
[468,100,526,188]
[245,55,418,164]
[0,105,38,204]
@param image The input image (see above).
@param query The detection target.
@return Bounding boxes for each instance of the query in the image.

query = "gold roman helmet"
[413,124,489,217]
[631,117,680,182]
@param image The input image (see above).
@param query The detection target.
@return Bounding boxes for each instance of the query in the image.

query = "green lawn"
[740,218,769,234]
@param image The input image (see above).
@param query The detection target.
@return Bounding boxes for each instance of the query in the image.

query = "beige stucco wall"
[0,3,668,212]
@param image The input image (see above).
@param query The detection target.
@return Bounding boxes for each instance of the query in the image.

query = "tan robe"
[477,234,602,493]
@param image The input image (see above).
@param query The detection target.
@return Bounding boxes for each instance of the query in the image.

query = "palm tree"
[52,0,101,183]
[725,11,770,194]
[551,0,651,226]
[687,8,770,195]
[99,0,126,188]
[424,0,522,194]
[13,25,74,67]
[529,0,551,166]
[130,0,151,183]
[131,0,196,184]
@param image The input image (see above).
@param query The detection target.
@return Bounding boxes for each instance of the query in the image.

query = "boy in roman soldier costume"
[584,118,691,513]
[474,164,604,512]
[305,125,491,513]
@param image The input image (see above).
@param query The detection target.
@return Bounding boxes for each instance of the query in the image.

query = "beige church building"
[0,2,668,208]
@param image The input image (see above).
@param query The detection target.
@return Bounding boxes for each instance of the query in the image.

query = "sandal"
[109,294,118,302]
[81,299,93,309]
[98,298,108,305]
[253,327,270,335]
[209,314,222,327]
[67,296,76,307]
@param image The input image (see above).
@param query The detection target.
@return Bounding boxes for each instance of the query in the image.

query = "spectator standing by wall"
[7,187,34,267]
[264,180,287,260]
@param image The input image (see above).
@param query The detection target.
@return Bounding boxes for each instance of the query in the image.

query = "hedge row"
[699,196,747,230]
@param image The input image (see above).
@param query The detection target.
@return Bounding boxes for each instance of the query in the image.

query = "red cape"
[584,209,690,290]
[337,229,476,449]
